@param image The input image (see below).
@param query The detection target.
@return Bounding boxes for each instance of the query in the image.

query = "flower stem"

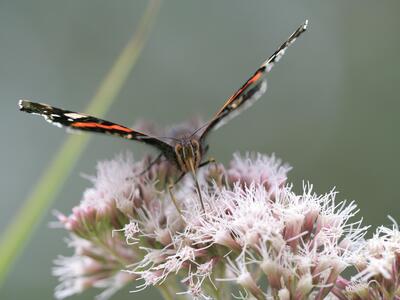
[158,285,175,300]
[0,0,161,286]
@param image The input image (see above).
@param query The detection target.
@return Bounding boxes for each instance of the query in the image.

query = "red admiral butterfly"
[19,21,308,209]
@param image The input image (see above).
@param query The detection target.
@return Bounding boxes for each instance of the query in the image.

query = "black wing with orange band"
[18,100,173,153]
[200,20,308,141]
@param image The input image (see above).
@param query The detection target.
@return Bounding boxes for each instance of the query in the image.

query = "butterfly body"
[19,21,308,180]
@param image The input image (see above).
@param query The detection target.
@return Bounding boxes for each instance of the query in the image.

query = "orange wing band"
[71,122,133,133]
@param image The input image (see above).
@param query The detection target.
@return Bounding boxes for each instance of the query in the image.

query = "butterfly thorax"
[174,138,202,173]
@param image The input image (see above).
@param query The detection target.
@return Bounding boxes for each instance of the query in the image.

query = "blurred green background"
[1,0,399,299]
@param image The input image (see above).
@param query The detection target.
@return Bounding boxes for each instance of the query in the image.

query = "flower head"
[338,219,400,299]
[53,150,380,300]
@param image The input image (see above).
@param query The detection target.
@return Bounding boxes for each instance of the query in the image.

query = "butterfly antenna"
[168,182,186,223]
[190,119,213,138]
[140,135,180,142]
[159,136,180,142]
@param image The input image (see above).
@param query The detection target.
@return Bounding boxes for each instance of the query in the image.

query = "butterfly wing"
[19,100,173,153]
[200,20,308,141]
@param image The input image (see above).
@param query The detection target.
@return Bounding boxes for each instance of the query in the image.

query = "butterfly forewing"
[18,100,174,153]
[200,20,308,141]
[19,20,308,180]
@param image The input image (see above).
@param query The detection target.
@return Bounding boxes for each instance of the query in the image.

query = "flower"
[54,148,394,300]
[227,152,291,197]
[53,236,137,300]
[335,218,400,300]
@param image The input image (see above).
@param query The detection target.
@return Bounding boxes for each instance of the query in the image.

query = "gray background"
[1,0,399,299]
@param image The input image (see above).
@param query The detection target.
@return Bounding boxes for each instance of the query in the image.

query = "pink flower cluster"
[53,149,399,300]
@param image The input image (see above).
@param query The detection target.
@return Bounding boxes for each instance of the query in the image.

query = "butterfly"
[19,20,308,210]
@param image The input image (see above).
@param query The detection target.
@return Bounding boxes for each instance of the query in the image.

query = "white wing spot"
[44,116,63,128]
[213,80,267,131]
[64,113,85,119]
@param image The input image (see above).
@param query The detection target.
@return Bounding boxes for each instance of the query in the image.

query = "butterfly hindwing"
[19,100,173,153]
[200,20,308,141]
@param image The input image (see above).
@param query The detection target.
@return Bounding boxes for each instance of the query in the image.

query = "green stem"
[158,285,175,300]
[157,277,187,300]
[0,0,161,286]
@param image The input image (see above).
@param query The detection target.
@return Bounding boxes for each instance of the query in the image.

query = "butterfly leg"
[199,157,216,169]
[167,182,185,221]
[139,153,164,175]
[173,172,186,185]
[199,157,227,187]
[172,167,208,213]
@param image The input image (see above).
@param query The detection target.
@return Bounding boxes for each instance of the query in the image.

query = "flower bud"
[260,258,282,290]
[237,271,265,300]
[214,229,241,252]
[278,288,290,300]
[294,273,313,299]
[155,228,172,246]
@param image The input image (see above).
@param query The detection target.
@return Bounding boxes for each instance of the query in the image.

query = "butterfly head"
[174,138,202,173]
